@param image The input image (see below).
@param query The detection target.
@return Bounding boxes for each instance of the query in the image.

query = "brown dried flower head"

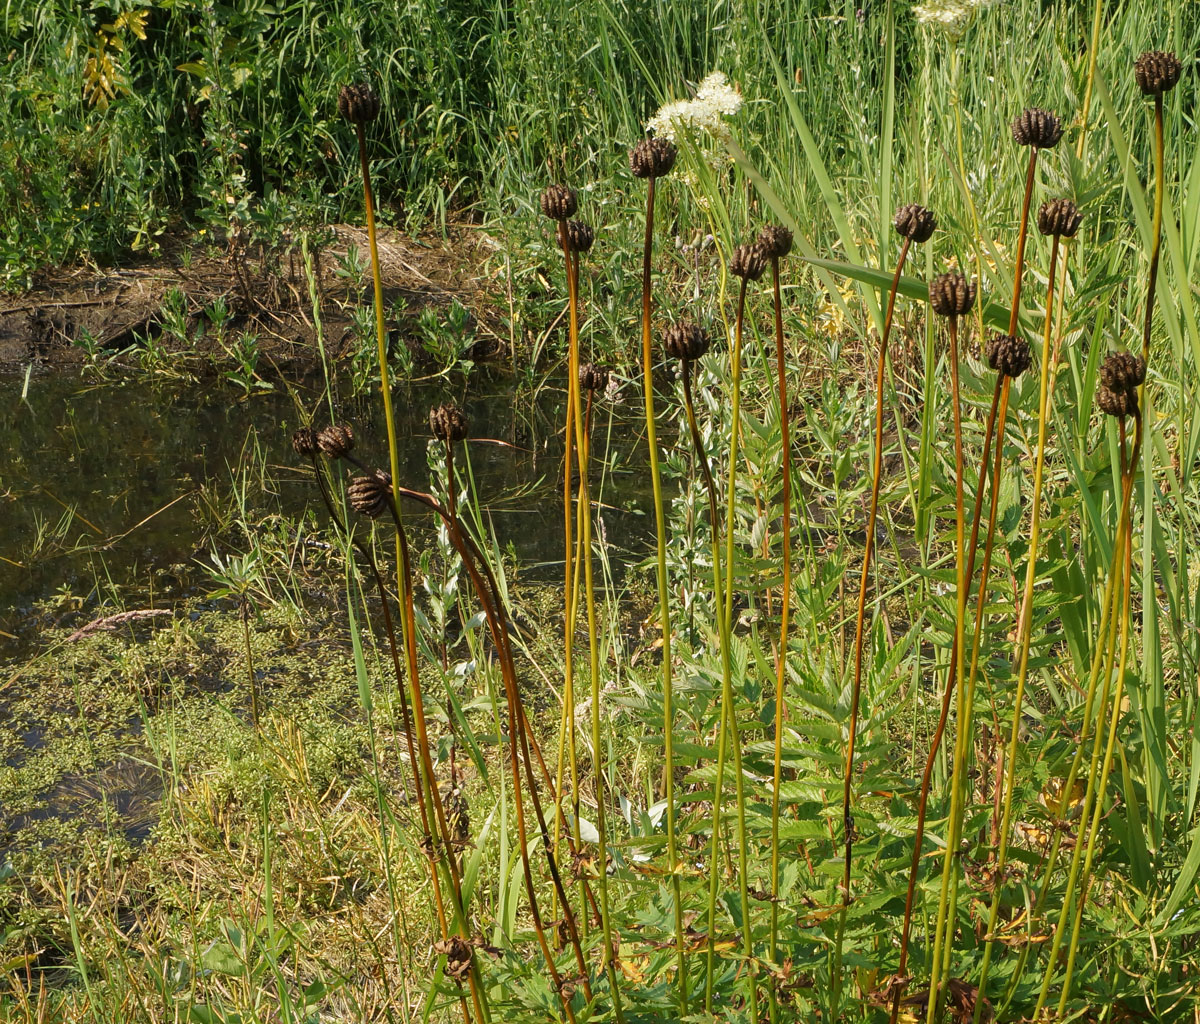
[663,321,710,363]
[1135,50,1182,96]
[1097,383,1137,418]
[729,242,767,281]
[348,469,392,519]
[565,219,594,253]
[579,362,609,392]
[630,137,677,179]
[429,403,469,444]
[929,273,976,318]
[1037,199,1082,238]
[337,83,380,125]
[432,935,474,984]
[1011,108,1064,149]
[985,333,1032,378]
[291,427,318,458]
[757,223,794,260]
[894,203,937,244]
[316,423,355,458]
[1099,351,1146,393]
[540,184,577,221]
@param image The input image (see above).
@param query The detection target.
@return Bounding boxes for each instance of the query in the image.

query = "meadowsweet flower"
[912,0,1000,41]
[646,71,743,143]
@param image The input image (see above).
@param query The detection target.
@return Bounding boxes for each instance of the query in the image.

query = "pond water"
[0,368,656,661]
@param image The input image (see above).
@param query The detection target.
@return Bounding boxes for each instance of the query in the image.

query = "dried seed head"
[929,273,976,318]
[441,784,471,847]
[1096,383,1137,418]
[1037,199,1083,238]
[894,203,937,244]
[316,423,355,458]
[579,362,609,392]
[1134,50,1182,96]
[565,219,594,253]
[630,137,677,179]
[1011,108,1064,149]
[663,321,710,362]
[540,184,577,222]
[347,469,392,519]
[337,83,380,125]
[985,333,1032,378]
[1099,351,1146,393]
[757,223,794,260]
[431,935,474,983]
[429,403,469,444]
[291,427,318,457]
[729,242,767,281]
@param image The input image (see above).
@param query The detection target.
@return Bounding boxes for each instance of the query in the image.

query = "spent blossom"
[646,71,742,143]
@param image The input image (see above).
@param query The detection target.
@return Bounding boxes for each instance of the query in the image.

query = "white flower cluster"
[912,0,1000,41]
[646,71,743,144]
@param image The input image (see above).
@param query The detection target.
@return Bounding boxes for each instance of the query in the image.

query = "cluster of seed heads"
[757,223,793,260]
[540,185,578,222]
[317,424,355,458]
[579,362,609,392]
[629,137,677,179]
[986,333,1032,379]
[894,203,937,244]
[664,321,710,363]
[1134,50,1182,96]
[929,273,976,318]
[292,427,318,458]
[348,469,392,519]
[430,403,469,444]
[1037,199,1083,238]
[565,220,594,253]
[337,83,380,125]
[1012,107,1064,149]
[729,242,767,281]
[1096,351,1147,418]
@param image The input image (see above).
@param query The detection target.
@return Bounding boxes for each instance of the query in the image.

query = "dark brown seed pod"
[1098,351,1147,393]
[1011,108,1064,149]
[540,184,577,222]
[985,333,1033,378]
[441,784,471,846]
[579,362,609,392]
[663,321,710,362]
[1037,199,1083,238]
[1096,383,1137,418]
[347,469,392,519]
[291,427,318,457]
[429,403,469,444]
[757,223,794,260]
[630,137,677,179]
[316,423,355,458]
[1134,50,1182,96]
[894,203,937,244]
[565,220,594,253]
[729,242,767,281]
[929,273,976,318]
[337,83,380,125]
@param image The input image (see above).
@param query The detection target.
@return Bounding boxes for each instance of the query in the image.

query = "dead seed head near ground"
[630,136,678,179]
[1037,198,1083,238]
[929,273,976,318]
[565,219,595,253]
[316,423,355,458]
[663,320,710,362]
[1099,350,1147,392]
[291,427,318,458]
[893,203,937,243]
[348,469,392,519]
[985,333,1032,378]
[730,241,768,281]
[429,403,469,443]
[337,83,380,125]
[431,936,474,984]
[579,362,609,392]
[757,223,794,260]
[1135,50,1183,96]
[540,184,578,221]
[1011,107,1064,148]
